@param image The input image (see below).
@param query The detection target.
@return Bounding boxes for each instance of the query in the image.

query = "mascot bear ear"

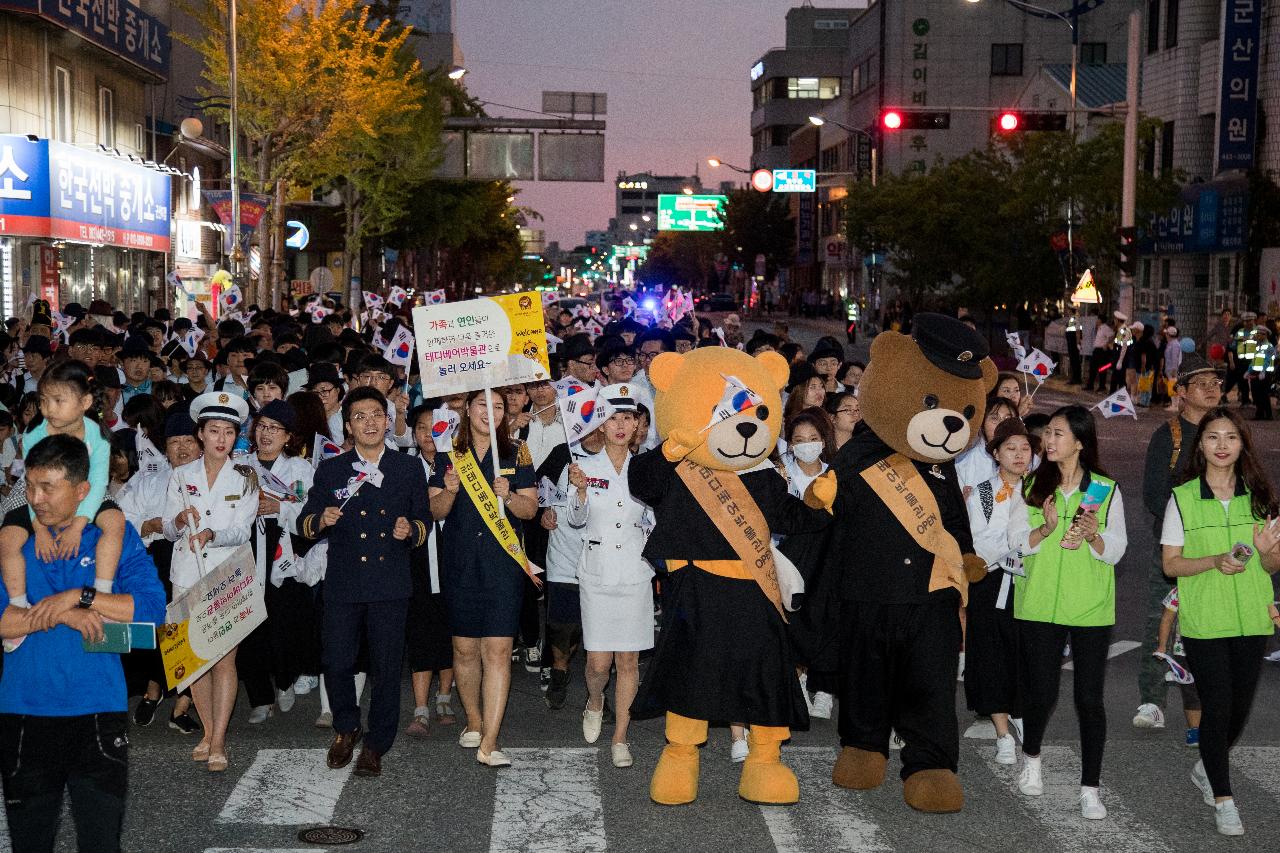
[757,350,791,392]
[649,351,685,393]
[981,357,998,392]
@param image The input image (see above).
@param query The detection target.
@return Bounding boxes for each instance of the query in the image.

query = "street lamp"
[706,157,750,175]
[447,66,467,80]
[807,115,877,187]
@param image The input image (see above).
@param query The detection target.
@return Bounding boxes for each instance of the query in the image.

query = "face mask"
[792,441,824,464]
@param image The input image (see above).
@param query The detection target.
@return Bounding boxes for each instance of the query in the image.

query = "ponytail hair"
[38,359,110,440]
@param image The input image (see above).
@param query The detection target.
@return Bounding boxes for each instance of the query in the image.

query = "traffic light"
[880,109,951,131]
[991,111,1068,133]
[1116,226,1138,277]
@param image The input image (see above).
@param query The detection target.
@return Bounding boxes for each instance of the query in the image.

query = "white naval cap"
[190,390,250,427]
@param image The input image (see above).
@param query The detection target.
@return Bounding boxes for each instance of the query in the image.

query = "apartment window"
[52,64,72,142]
[1080,42,1107,65]
[852,57,875,93]
[1164,0,1178,47]
[787,77,841,99]
[1147,0,1160,53]
[1160,120,1175,174]
[97,86,115,148]
[991,44,1024,76]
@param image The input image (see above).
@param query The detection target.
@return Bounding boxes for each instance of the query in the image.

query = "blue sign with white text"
[1142,179,1247,255]
[1216,0,1261,173]
[0,0,169,79]
[772,169,816,193]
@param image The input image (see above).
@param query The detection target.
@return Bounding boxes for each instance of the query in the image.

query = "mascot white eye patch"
[906,396,977,461]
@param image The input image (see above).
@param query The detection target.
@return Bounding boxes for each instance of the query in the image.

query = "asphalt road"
[25,317,1280,853]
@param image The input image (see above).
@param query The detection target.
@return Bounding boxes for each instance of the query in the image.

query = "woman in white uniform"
[956,396,1019,497]
[162,391,260,772]
[566,384,654,769]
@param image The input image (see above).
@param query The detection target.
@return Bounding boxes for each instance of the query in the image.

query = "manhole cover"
[297,826,364,845]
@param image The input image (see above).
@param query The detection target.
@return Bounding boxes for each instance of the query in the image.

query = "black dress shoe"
[354,747,382,777]
[327,729,363,769]
[134,696,161,727]
[545,669,569,710]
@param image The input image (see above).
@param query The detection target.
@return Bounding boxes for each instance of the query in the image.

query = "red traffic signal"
[997,111,1020,132]
[880,109,950,131]
[881,110,903,130]
[991,110,1068,133]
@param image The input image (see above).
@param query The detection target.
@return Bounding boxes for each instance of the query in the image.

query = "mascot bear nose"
[736,421,759,439]
[942,415,965,433]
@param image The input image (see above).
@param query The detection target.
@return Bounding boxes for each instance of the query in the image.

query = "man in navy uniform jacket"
[300,386,431,777]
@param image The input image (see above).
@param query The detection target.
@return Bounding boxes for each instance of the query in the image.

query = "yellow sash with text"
[451,448,542,588]
[676,460,785,619]
[859,453,967,603]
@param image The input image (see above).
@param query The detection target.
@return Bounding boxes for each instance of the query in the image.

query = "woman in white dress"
[566,384,653,769]
[162,392,260,772]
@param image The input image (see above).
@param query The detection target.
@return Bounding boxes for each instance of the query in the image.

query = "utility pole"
[1119,9,1139,319]
[228,0,242,288]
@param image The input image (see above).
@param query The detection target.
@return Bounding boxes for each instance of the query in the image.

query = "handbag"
[1136,371,1154,407]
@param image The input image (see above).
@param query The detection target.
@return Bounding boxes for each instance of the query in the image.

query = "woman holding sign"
[428,389,537,767]
[1161,407,1280,837]
[1006,405,1127,820]
[162,391,260,772]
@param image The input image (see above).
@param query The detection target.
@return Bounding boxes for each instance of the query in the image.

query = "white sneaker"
[293,675,318,695]
[798,673,814,714]
[1263,650,1280,663]
[1215,799,1245,836]
[1191,760,1216,806]
[995,734,1017,765]
[730,737,749,763]
[611,742,633,768]
[276,687,295,714]
[1132,703,1166,729]
[314,711,333,729]
[1009,717,1025,743]
[582,701,603,744]
[1017,756,1043,796]
[1080,786,1107,820]
[811,692,834,720]
[247,704,272,724]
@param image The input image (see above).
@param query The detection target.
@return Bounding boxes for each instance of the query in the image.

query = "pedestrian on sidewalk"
[1134,355,1222,731]
[1161,407,1280,836]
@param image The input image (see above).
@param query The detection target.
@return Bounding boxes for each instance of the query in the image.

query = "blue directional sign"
[285,220,310,250]
[771,169,816,193]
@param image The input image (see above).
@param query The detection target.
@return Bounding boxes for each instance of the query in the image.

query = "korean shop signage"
[0,0,169,79]
[1215,0,1261,173]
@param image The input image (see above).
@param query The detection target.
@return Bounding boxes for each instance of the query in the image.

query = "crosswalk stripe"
[489,747,605,853]
[206,849,317,852]
[761,747,893,853]
[984,744,1171,853]
[216,749,352,825]
[1230,745,1280,797]
[1062,640,1142,670]
[963,719,997,740]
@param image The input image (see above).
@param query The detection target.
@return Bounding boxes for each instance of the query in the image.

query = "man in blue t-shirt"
[0,434,166,853]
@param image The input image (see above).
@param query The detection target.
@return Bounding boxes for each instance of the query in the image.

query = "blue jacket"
[0,523,167,716]
[299,448,431,603]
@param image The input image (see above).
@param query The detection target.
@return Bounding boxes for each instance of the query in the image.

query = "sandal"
[435,693,456,725]
[207,751,228,772]
[192,741,211,762]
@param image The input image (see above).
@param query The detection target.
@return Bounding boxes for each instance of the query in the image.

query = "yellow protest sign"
[412,293,551,396]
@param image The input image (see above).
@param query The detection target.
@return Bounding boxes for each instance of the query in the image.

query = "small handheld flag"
[1095,388,1138,419]
[425,289,447,305]
[362,291,385,312]
[383,326,415,367]
[311,433,344,468]
[1153,652,1194,685]
[387,285,409,308]
[1005,331,1027,361]
[1015,348,1056,382]
[704,374,763,431]
[429,408,459,453]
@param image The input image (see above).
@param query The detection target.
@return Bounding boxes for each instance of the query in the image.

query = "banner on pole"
[412,293,551,396]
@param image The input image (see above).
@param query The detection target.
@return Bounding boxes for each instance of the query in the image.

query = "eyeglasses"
[313,385,339,396]
[608,357,636,367]
[836,407,859,416]
[1187,378,1224,390]
[350,412,387,424]
[638,350,662,361]
[255,422,286,435]
[573,358,596,367]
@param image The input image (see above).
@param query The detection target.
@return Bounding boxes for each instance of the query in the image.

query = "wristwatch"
[77,586,96,609]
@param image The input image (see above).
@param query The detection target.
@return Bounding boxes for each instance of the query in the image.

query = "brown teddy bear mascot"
[628,346,834,806]
[825,313,995,813]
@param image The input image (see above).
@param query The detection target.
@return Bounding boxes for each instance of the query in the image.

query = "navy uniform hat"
[190,390,250,426]
[256,399,298,433]
[599,383,638,413]
[164,410,197,438]
[910,312,990,380]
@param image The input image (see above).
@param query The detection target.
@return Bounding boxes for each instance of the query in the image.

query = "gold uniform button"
[360,533,367,539]
[380,532,386,538]
[380,509,386,516]
[361,556,367,562]
[379,556,385,562]
[361,510,368,517]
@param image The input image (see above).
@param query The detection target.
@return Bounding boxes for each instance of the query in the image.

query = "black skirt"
[632,564,809,730]
[407,547,453,672]
[963,573,1021,717]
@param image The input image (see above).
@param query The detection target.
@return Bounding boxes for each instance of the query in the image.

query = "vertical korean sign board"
[0,135,171,250]
[1216,0,1261,174]
[412,293,552,397]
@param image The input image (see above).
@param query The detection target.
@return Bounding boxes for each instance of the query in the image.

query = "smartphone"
[1231,542,1254,562]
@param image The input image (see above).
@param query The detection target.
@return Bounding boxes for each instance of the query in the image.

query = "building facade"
[608,170,703,245]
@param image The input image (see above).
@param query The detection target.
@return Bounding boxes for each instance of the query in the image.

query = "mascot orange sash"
[859,453,967,603]
[676,459,786,619]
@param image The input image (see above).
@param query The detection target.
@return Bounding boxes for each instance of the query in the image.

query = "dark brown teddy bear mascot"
[823,313,995,813]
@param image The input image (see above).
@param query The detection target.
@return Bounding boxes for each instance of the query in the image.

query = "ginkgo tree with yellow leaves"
[180,0,429,306]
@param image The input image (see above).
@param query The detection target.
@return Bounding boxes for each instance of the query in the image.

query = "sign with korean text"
[657,194,726,232]
[1216,0,1261,173]
[0,135,171,251]
[0,0,169,79]
[412,293,552,396]
[1142,179,1248,255]
[771,169,816,193]
[159,544,264,692]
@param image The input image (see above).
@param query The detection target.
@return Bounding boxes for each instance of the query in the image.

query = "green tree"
[719,189,795,280]
[637,232,721,291]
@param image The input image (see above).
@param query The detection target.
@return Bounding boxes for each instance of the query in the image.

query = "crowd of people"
[0,290,1276,850]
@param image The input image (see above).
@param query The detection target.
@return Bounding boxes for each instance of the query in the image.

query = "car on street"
[696,292,738,313]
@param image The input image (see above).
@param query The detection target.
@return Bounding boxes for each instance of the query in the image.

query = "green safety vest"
[1015,473,1117,627]
[1249,342,1275,374]
[1171,478,1273,639]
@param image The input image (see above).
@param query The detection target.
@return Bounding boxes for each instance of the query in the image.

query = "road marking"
[1063,640,1141,670]
[489,747,605,853]
[216,749,352,825]
[1231,746,1280,797]
[762,746,893,853]
[964,719,997,740]
[984,744,1171,852]
[206,849,318,852]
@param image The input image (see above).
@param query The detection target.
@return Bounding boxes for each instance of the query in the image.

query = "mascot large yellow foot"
[650,713,707,806]
[738,726,799,805]
[903,769,964,813]
[832,746,887,790]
